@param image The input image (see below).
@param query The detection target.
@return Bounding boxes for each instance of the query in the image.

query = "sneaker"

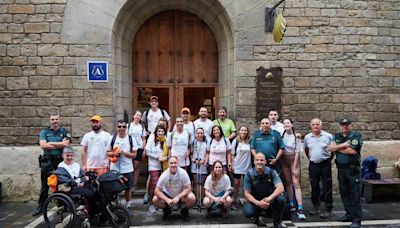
[297,209,306,220]
[32,206,43,216]
[149,204,157,214]
[290,205,296,212]
[309,207,321,216]
[143,193,150,204]
[162,206,172,221]
[319,210,331,219]
[126,200,134,209]
[231,202,238,210]
[180,207,190,221]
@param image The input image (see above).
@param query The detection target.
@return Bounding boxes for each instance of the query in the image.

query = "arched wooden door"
[132,10,218,121]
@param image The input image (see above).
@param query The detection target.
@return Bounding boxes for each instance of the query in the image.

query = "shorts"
[233,173,244,179]
[122,172,134,189]
[133,148,144,161]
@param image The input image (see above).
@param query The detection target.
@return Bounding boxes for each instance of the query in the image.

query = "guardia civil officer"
[328,118,363,228]
[243,153,286,228]
[33,113,71,216]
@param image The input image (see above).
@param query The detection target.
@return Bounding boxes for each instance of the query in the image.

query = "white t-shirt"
[270,121,284,135]
[168,130,191,167]
[156,167,191,198]
[145,138,164,171]
[193,118,214,140]
[173,122,195,142]
[80,130,111,169]
[107,135,137,174]
[282,133,303,155]
[204,174,231,195]
[127,122,146,149]
[208,137,231,165]
[58,161,82,184]
[231,139,252,175]
[190,140,208,175]
[143,109,171,133]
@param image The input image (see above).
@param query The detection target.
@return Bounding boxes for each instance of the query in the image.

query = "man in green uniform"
[33,113,71,216]
[328,118,363,228]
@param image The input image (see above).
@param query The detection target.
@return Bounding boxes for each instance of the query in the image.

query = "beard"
[92,125,101,131]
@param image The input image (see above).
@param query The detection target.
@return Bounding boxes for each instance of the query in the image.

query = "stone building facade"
[0,0,399,145]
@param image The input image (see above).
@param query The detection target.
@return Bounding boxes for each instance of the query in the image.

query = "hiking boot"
[143,193,150,204]
[162,206,172,221]
[297,209,306,220]
[350,221,361,228]
[320,210,332,219]
[206,208,212,218]
[251,216,259,224]
[273,220,283,228]
[32,206,43,216]
[221,207,228,219]
[180,207,190,221]
[309,207,321,216]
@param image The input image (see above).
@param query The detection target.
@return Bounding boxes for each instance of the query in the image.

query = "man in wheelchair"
[55,146,95,223]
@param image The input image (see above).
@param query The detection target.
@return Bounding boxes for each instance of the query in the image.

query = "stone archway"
[112,0,234,119]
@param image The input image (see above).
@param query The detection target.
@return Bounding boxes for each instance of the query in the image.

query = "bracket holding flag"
[265,0,287,43]
[87,61,108,82]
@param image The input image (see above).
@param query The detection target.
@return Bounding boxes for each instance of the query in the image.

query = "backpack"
[143,108,166,122]
[361,156,380,180]
[210,137,228,147]
[170,130,191,149]
[110,134,134,152]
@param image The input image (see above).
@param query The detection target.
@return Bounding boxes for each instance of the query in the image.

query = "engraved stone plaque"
[256,67,283,121]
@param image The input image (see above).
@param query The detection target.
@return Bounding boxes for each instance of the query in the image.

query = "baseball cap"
[63,146,75,154]
[339,118,352,125]
[90,115,102,122]
[149,95,159,101]
[181,107,190,113]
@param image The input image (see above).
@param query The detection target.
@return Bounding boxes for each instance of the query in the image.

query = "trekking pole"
[197,162,202,212]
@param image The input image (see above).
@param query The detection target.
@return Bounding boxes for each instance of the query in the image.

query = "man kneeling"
[243,153,286,228]
[152,156,196,221]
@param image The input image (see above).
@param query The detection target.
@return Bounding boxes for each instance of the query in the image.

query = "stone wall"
[0,0,399,146]
[234,0,400,140]
[0,141,399,202]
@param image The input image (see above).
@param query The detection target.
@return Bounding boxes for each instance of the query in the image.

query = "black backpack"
[110,134,134,152]
[361,156,380,180]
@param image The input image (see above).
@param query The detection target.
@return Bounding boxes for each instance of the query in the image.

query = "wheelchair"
[43,170,131,228]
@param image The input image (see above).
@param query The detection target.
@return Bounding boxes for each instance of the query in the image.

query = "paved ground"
[1,195,400,227]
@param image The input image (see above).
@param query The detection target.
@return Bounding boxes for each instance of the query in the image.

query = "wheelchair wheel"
[43,193,76,228]
[107,204,131,228]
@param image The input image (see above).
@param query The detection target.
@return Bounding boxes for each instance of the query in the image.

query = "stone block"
[52,77,72,89]
[6,77,28,90]
[28,57,41,65]
[51,4,65,13]
[0,106,12,117]
[0,66,22,77]
[20,44,37,56]
[28,14,45,23]
[38,44,68,56]
[386,68,400,77]
[84,90,113,105]
[7,23,23,33]
[13,57,27,65]
[42,56,63,65]
[236,88,255,105]
[22,66,36,76]
[36,106,59,117]
[236,76,256,88]
[286,17,312,27]
[69,45,89,56]
[41,33,59,43]
[6,44,20,56]
[12,106,36,117]
[295,77,310,87]
[389,94,400,103]
[8,4,35,14]
[36,66,57,75]
[235,46,253,60]
[0,33,12,43]
[24,22,49,33]
[298,94,319,104]
[29,76,51,89]
[58,65,75,75]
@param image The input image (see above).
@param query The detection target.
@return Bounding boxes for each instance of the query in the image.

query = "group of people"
[33,94,363,228]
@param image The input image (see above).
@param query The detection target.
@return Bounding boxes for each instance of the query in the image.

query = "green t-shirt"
[213,118,236,138]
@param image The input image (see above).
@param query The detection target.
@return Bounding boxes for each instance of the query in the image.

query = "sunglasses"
[117,125,126,129]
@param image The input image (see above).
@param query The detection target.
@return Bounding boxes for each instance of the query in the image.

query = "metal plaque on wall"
[256,67,283,121]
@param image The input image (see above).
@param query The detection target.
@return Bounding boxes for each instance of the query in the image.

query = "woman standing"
[203,160,232,218]
[127,111,147,191]
[281,118,306,220]
[191,128,208,208]
[145,125,168,213]
[206,125,232,173]
[231,126,252,209]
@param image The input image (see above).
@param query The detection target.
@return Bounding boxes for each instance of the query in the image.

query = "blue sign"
[87,61,108,82]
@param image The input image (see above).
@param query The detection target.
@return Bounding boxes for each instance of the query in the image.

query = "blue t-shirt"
[39,127,71,156]
[250,129,285,160]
